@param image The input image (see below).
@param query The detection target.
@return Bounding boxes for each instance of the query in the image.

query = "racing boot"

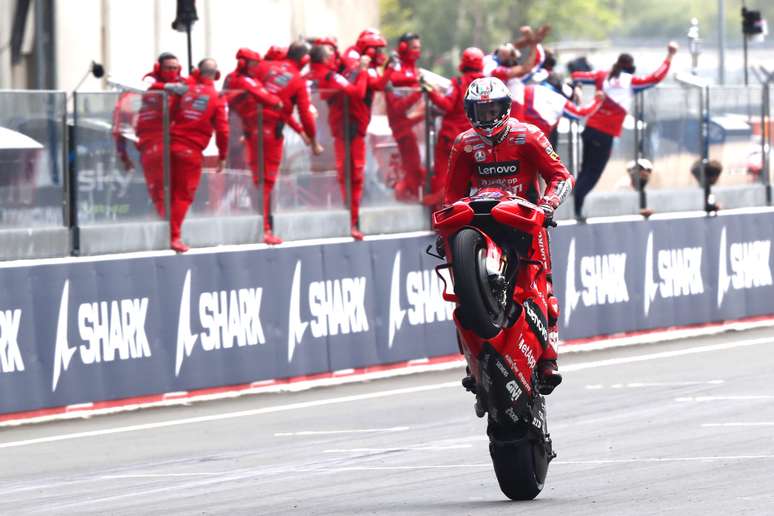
[537,359,562,395]
[263,215,283,245]
[538,279,562,395]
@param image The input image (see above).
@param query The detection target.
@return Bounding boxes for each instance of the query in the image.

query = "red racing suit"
[427,71,483,196]
[445,118,574,361]
[522,83,602,138]
[571,59,670,137]
[169,77,229,241]
[384,58,425,199]
[252,58,318,228]
[307,60,372,226]
[135,73,182,217]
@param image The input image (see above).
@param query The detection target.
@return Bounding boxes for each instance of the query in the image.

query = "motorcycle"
[428,188,556,500]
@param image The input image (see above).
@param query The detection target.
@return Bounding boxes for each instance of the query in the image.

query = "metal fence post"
[763,82,772,206]
[344,95,352,227]
[423,89,434,201]
[634,91,647,212]
[258,104,267,234]
[68,92,80,255]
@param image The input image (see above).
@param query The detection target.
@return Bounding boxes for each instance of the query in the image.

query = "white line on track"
[1,335,771,451]
[676,395,774,402]
[585,380,725,389]
[274,427,410,437]
[702,423,774,427]
[323,445,472,453]
[561,336,773,372]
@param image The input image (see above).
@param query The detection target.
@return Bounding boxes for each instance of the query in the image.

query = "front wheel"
[488,421,550,500]
[451,228,506,338]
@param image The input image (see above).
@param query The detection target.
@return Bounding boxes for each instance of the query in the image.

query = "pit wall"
[1,209,773,416]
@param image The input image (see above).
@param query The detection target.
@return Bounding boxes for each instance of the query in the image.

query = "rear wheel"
[451,229,506,338]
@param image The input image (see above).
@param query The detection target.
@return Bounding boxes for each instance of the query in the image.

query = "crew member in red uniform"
[522,83,604,148]
[423,47,486,206]
[306,43,371,239]
[253,41,323,245]
[264,45,288,61]
[168,58,229,253]
[385,32,425,201]
[445,77,574,394]
[334,29,389,239]
[570,41,677,219]
[135,52,186,217]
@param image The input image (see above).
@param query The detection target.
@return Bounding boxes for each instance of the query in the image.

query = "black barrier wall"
[1,211,773,415]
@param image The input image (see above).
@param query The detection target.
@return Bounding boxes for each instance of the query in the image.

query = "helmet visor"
[466,98,511,128]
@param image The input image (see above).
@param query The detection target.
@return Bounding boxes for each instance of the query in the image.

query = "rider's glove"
[538,199,557,227]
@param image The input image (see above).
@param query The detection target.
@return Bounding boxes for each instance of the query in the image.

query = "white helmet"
[464,77,512,138]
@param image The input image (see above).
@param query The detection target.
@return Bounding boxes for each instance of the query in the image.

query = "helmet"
[464,77,512,138]
[264,45,287,61]
[235,48,261,71]
[356,29,387,65]
[459,47,484,73]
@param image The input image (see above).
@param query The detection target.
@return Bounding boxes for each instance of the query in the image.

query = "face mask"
[160,69,179,82]
[623,65,636,74]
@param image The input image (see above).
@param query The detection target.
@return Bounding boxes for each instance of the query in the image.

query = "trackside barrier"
[0,210,773,415]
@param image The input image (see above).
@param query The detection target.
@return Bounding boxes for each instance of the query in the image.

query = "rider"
[444,77,574,394]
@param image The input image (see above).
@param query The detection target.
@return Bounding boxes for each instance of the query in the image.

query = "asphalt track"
[2,326,774,515]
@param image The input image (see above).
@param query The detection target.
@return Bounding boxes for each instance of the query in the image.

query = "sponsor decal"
[505,407,520,423]
[506,380,523,402]
[0,307,23,374]
[288,261,369,361]
[388,252,454,349]
[563,238,630,325]
[523,299,548,349]
[644,232,704,316]
[464,145,473,153]
[175,270,266,376]
[517,335,537,370]
[495,359,510,379]
[53,280,152,391]
[474,150,486,162]
[477,160,519,177]
[717,227,773,307]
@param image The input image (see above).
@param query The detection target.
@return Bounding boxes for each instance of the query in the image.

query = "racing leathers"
[169,75,229,248]
[445,117,574,374]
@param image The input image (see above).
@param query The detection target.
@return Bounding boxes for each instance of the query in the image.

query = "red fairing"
[170,79,229,160]
[254,59,317,138]
[444,118,574,208]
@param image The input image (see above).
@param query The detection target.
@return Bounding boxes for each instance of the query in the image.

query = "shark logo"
[387,251,454,349]
[388,252,406,349]
[563,238,629,325]
[287,260,370,362]
[0,307,23,374]
[717,227,772,307]
[175,270,198,376]
[644,231,704,316]
[52,280,76,391]
[175,269,266,376]
[563,239,581,326]
[288,261,308,362]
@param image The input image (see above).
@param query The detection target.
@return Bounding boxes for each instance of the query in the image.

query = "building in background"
[0,0,379,91]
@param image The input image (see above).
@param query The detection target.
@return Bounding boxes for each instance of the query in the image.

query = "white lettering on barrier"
[644,232,704,316]
[288,261,370,362]
[53,280,151,391]
[0,309,24,373]
[718,227,773,307]
[175,270,265,376]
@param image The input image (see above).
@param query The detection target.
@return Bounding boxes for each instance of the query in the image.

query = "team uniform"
[169,75,229,248]
[571,58,671,216]
[521,83,602,148]
[484,44,545,120]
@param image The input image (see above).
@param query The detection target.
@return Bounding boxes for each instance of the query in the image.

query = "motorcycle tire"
[488,423,547,500]
[451,228,502,339]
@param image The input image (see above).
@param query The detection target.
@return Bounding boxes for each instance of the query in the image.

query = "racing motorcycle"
[428,188,555,500]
